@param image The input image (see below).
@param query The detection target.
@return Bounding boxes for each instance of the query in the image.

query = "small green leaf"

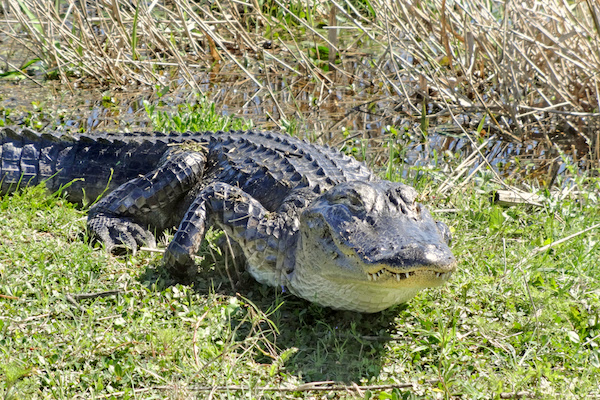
[567,330,580,344]
[488,206,505,230]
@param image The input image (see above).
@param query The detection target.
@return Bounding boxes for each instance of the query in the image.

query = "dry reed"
[1,0,598,164]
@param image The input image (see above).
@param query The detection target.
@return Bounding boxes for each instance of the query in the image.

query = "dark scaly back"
[1,128,375,208]
[200,130,376,211]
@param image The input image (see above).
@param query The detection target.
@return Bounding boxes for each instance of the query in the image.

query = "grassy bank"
[1,0,600,397]
[1,103,600,399]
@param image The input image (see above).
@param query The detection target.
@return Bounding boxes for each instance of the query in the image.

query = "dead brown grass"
[1,0,599,163]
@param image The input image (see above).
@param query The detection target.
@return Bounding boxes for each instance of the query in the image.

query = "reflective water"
[0,58,597,185]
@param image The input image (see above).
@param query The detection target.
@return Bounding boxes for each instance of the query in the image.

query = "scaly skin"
[1,127,456,312]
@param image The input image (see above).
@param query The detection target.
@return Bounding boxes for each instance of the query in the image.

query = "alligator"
[0,127,456,312]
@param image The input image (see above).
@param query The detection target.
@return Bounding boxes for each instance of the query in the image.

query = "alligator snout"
[368,242,456,271]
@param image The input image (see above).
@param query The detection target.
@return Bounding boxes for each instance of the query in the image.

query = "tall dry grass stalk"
[1,0,599,162]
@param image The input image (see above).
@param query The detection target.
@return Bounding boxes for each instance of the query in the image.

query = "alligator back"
[0,128,375,205]
[197,130,375,210]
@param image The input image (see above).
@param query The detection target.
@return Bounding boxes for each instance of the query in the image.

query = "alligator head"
[289,180,456,313]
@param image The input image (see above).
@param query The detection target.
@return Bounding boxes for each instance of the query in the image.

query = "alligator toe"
[87,214,156,254]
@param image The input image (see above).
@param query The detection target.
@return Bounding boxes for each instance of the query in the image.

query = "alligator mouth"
[366,268,452,282]
[315,217,456,287]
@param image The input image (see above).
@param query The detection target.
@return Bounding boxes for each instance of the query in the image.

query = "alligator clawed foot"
[87,214,156,255]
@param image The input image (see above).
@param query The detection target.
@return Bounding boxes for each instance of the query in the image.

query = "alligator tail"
[0,127,169,203]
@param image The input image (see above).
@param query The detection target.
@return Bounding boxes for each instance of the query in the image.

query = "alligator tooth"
[367,274,373,281]
[372,274,377,281]
[395,273,400,281]
[403,273,409,279]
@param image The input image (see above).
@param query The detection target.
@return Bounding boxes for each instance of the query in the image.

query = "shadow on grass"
[254,287,407,383]
[139,255,407,383]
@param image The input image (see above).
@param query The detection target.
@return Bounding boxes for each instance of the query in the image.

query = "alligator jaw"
[365,267,454,286]
[329,231,456,289]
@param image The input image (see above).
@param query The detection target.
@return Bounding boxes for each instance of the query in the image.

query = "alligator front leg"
[164,182,278,281]
[87,149,207,253]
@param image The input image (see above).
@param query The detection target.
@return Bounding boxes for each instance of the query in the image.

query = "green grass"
[1,109,600,398]
[144,99,253,133]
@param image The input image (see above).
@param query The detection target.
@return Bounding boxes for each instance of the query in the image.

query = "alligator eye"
[332,194,362,208]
